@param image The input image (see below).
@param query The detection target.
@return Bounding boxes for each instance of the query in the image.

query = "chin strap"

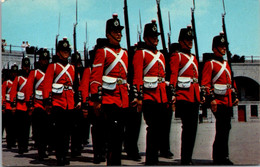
[183,40,192,50]
[109,32,121,43]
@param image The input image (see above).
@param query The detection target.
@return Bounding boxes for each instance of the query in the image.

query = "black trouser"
[89,107,107,161]
[4,109,16,147]
[159,105,173,154]
[176,100,199,163]
[70,108,83,155]
[80,113,90,146]
[123,106,142,156]
[15,110,30,152]
[103,104,125,166]
[2,111,6,137]
[51,106,72,160]
[142,100,167,165]
[212,105,232,161]
[31,107,49,157]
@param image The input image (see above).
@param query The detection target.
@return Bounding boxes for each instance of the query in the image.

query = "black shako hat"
[38,48,50,60]
[106,13,124,34]
[71,51,82,64]
[11,63,18,72]
[143,19,160,38]
[178,25,194,41]
[22,56,30,67]
[212,32,226,50]
[57,37,71,52]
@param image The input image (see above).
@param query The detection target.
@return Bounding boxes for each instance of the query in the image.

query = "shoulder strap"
[18,76,27,91]
[212,61,227,83]
[7,80,13,93]
[54,63,71,83]
[143,49,165,76]
[35,69,45,90]
[104,48,127,76]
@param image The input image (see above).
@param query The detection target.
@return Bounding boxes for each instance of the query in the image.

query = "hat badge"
[221,37,225,43]
[44,52,47,57]
[152,25,157,32]
[187,30,192,36]
[63,42,68,48]
[114,20,119,27]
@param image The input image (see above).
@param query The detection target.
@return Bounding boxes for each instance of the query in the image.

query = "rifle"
[191,0,199,64]
[73,0,78,56]
[156,0,167,55]
[73,0,80,105]
[221,0,237,102]
[167,11,171,53]
[222,0,232,75]
[55,13,60,56]
[191,0,201,84]
[138,9,142,42]
[124,0,131,51]
[84,22,90,68]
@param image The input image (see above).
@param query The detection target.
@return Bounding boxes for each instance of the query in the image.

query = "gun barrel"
[124,0,131,51]
[156,0,167,54]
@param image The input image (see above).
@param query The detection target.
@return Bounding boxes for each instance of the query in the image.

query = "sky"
[1,0,260,60]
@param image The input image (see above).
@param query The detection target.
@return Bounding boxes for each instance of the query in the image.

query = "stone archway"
[234,76,260,101]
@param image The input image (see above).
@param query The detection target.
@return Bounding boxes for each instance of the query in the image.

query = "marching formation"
[2,0,239,166]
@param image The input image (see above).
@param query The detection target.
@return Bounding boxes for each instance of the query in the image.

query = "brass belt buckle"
[64,85,69,90]
[227,84,231,89]
[117,79,123,85]
[193,78,198,83]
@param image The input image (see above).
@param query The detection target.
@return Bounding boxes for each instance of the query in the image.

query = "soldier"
[169,26,201,165]
[132,19,168,165]
[89,13,128,165]
[10,57,31,155]
[26,48,50,160]
[87,39,109,164]
[2,64,18,149]
[70,51,84,157]
[78,65,105,164]
[201,34,239,165]
[42,37,74,166]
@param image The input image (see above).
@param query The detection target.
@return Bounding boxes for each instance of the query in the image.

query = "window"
[251,105,258,117]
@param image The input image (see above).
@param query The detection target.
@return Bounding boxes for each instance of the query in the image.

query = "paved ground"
[1,117,260,166]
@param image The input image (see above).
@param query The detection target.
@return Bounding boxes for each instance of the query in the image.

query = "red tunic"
[10,75,28,111]
[132,49,168,103]
[26,69,46,110]
[42,63,75,110]
[2,80,14,110]
[169,52,200,102]
[201,59,236,107]
[89,47,129,108]
[79,67,93,106]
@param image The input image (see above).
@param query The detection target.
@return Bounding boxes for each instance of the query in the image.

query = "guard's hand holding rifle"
[93,101,101,116]
[232,88,239,106]
[169,85,176,111]
[170,96,176,112]
[210,100,217,113]
[75,102,81,109]
[81,97,90,118]
[131,98,142,112]
[44,92,52,115]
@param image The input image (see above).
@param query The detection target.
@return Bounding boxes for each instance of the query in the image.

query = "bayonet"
[167,11,171,52]
[156,0,167,55]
